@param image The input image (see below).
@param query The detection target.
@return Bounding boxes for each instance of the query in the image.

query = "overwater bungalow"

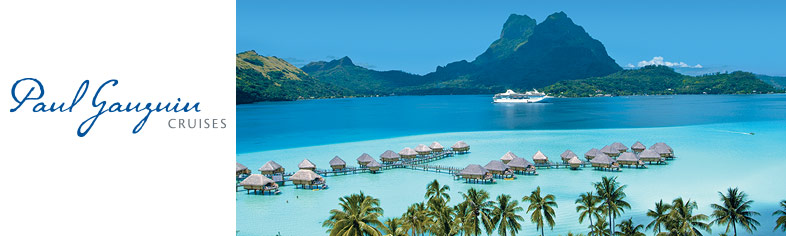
[568,156,583,170]
[429,142,444,153]
[590,154,619,171]
[500,151,518,164]
[357,153,374,166]
[651,145,672,159]
[458,164,493,183]
[329,156,346,170]
[399,147,418,159]
[631,141,646,153]
[611,142,628,153]
[258,161,285,175]
[289,169,326,189]
[532,150,549,165]
[297,158,316,171]
[236,162,251,178]
[415,144,432,156]
[600,145,620,157]
[452,141,470,154]
[617,152,643,168]
[651,142,674,157]
[584,148,601,161]
[507,157,537,175]
[379,150,400,163]
[638,149,663,164]
[366,159,382,173]
[239,174,280,195]
[560,150,578,163]
[484,160,513,178]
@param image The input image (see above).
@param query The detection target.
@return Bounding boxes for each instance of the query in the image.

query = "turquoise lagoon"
[237,95,786,236]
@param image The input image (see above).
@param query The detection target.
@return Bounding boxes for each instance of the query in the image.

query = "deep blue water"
[237,94,786,153]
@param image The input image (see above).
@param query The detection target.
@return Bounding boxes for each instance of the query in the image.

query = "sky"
[237,0,786,76]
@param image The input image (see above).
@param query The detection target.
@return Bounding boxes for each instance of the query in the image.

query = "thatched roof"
[452,141,469,149]
[399,147,417,156]
[560,150,578,160]
[617,152,639,162]
[631,141,646,150]
[298,159,316,169]
[639,149,660,159]
[500,151,518,162]
[239,174,275,187]
[459,164,488,176]
[415,144,432,153]
[289,169,323,181]
[484,160,510,172]
[590,154,615,165]
[611,142,628,152]
[380,150,400,159]
[357,153,374,163]
[429,142,444,149]
[366,159,382,168]
[600,145,617,155]
[236,162,248,172]
[568,156,583,165]
[258,161,282,171]
[507,157,533,168]
[585,148,601,157]
[532,150,548,161]
[651,145,670,155]
[329,156,346,166]
[651,142,673,152]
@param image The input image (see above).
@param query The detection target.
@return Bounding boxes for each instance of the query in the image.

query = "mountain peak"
[238,50,259,56]
[501,14,536,39]
[336,56,354,66]
[473,13,537,64]
[546,11,568,20]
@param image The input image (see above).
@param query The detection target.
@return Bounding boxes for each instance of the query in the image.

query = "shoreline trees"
[323,179,771,236]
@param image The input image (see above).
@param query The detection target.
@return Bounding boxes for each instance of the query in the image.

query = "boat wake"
[711,129,755,135]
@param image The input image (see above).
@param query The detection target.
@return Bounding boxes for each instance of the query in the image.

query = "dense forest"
[540,65,781,97]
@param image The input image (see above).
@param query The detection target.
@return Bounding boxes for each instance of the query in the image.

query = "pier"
[237,141,677,192]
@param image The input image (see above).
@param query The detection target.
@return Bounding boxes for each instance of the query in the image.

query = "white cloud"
[634,56,702,68]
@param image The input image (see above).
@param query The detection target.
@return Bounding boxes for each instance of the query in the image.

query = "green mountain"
[303,12,622,95]
[301,56,424,95]
[756,74,786,89]
[541,65,781,97]
[236,51,350,103]
[440,12,622,90]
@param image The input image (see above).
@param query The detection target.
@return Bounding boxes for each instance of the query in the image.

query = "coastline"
[237,120,786,236]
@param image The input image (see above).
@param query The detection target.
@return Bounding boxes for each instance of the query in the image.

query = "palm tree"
[709,187,760,236]
[595,176,631,236]
[491,194,525,236]
[382,217,407,236]
[460,188,495,236]
[589,218,611,236]
[615,218,645,236]
[577,192,603,228]
[454,201,471,235]
[773,200,786,232]
[323,192,384,236]
[427,197,459,236]
[522,186,558,236]
[425,179,451,203]
[667,197,711,236]
[646,200,672,235]
[402,202,429,236]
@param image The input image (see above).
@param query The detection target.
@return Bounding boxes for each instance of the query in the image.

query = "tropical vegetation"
[541,65,781,97]
[322,178,775,236]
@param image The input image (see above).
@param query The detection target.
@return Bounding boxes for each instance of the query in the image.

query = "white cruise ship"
[492,89,551,103]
